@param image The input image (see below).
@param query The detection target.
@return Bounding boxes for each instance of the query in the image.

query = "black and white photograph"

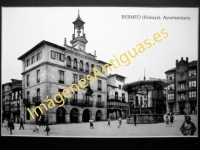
[1,6,198,137]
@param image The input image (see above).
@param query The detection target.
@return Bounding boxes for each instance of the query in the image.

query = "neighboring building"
[107,74,128,119]
[2,79,22,123]
[18,12,109,124]
[165,57,197,115]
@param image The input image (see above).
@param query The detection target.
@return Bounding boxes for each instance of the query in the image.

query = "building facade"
[2,79,22,123]
[165,57,197,115]
[107,74,128,119]
[18,12,109,124]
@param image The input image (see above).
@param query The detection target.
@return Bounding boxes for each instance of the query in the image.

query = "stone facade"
[165,57,197,115]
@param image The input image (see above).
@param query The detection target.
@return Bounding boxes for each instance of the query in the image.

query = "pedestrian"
[19,118,24,130]
[166,115,169,126]
[184,113,191,121]
[33,122,39,133]
[180,115,196,136]
[134,114,137,126]
[107,117,110,126]
[46,123,50,136]
[118,117,122,128]
[8,119,14,135]
[89,120,94,129]
[169,113,174,126]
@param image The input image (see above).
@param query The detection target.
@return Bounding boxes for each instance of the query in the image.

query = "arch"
[73,58,78,69]
[70,108,79,123]
[66,55,71,67]
[91,64,95,73]
[95,110,103,121]
[82,109,92,122]
[79,60,84,71]
[56,107,66,123]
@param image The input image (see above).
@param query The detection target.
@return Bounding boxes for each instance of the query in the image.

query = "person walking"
[8,119,14,135]
[169,113,174,126]
[33,122,39,133]
[89,120,94,129]
[180,115,196,136]
[19,118,24,130]
[134,114,137,126]
[46,123,50,136]
[166,115,169,126]
[118,117,122,128]
[107,117,111,126]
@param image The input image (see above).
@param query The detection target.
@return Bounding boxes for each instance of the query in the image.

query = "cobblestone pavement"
[1,115,198,137]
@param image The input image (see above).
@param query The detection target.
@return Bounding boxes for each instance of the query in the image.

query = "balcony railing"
[167,99,175,102]
[189,76,196,80]
[167,79,174,83]
[96,102,104,108]
[58,80,64,84]
[11,107,19,112]
[178,98,186,102]
[79,68,83,71]
[23,98,31,104]
[107,101,128,109]
[54,96,68,105]
[189,97,197,101]
[70,99,93,107]
[67,64,71,67]
[32,96,41,103]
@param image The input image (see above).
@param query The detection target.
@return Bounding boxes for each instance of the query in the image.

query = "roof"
[107,84,118,88]
[97,60,112,66]
[18,40,66,60]
[108,74,126,78]
[123,80,169,91]
[188,60,197,67]
[165,67,176,73]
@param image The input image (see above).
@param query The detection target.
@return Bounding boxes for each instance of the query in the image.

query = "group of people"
[165,113,174,126]
[3,118,24,134]
[33,117,50,135]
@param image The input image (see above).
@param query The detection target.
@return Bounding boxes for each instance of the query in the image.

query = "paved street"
[2,115,198,137]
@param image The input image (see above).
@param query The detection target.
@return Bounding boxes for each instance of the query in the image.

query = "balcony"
[96,102,104,108]
[189,86,197,90]
[167,99,175,103]
[178,76,186,83]
[11,107,19,112]
[85,69,89,73]
[108,95,118,101]
[70,99,93,107]
[67,64,71,67]
[73,66,78,69]
[23,98,31,104]
[178,88,186,93]
[54,96,68,105]
[167,79,174,83]
[178,98,186,102]
[32,96,41,103]
[189,97,197,101]
[107,101,128,110]
[79,68,83,71]
[188,75,196,80]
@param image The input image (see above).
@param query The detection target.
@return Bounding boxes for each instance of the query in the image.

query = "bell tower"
[70,10,88,52]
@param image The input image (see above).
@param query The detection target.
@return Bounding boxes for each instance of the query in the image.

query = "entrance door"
[70,108,79,123]
[56,107,65,123]
[82,109,91,122]
[96,110,102,121]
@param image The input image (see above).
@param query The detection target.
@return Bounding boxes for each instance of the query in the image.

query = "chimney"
[94,50,96,56]
[176,59,178,64]
[181,57,183,60]
[186,57,188,62]
[64,38,67,46]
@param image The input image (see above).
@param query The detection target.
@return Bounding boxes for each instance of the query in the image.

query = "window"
[167,94,174,100]
[79,60,83,71]
[98,80,101,91]
[180,84,185,90]
[79,74,84,80]
[67,56,71,67]
[97,95,101,102]
[73,74,78,84]
[27,74,29,87]
[168,74,174,80]
[73,91,77,100]
[73,58,78,69]
[91,64,94,73]
[189,91,196,98]
[27,91,30,99]
[58,70,64,84]
[86,95,89,103]
[37,52,42,61]
[26,59,30,67]
[37,70,40,83]
[180,94,185,100]
[96,65,102,72]
[122,93,125,102]
[37,88,40,97]
[189,70,196,76]
[168,84,174,90]
[189,80,196,88]
[119,85,121,89]
[51,51,64,62]
[115,92,118,100]
[85,62,89,72]
[31,56,36,64]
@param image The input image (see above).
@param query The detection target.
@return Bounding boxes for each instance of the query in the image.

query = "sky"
[2,7,198,84]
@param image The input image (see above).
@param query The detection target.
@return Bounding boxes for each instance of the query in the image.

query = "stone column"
[65,113,70,123]
[91,114,95,120]
[78,113,82,123]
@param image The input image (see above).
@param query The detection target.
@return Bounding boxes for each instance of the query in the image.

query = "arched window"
[67,56,71,67]
[79,60,83,71]
[73,58,77,69]
[91,64,94,73]
[85,62,89,72]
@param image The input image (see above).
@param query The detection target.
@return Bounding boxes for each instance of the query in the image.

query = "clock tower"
[70,10,88,52]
